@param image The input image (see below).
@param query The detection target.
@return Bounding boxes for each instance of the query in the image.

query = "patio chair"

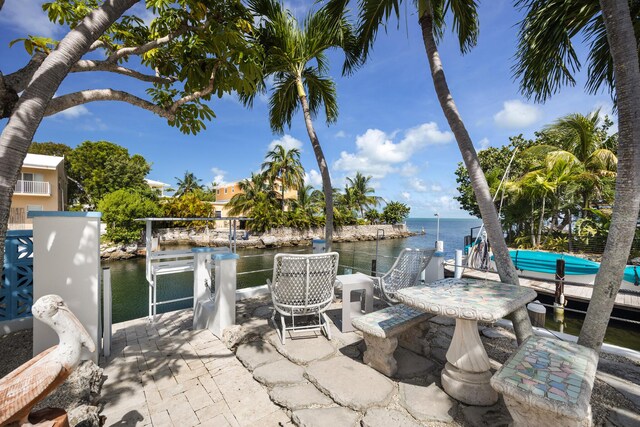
[372,248,436,304]
[267,252,339,345]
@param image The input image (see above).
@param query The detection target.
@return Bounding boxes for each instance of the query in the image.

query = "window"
[224,188,228,194]
[27,205,43,212]
[21,173,44,182]
[215,210,222,218]
[232,188,234,193]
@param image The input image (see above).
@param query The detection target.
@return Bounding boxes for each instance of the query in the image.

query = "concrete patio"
[99,295,640,427]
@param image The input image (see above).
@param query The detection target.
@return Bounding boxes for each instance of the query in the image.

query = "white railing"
[14,180,50,195]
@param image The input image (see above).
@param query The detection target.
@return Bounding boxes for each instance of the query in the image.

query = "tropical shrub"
[98,189,161,244]
[382,202,410,225]
[163,193,213,228]
[364,209,381,224]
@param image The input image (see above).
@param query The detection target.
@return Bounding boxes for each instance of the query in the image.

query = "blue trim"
[6,230,33,238]
[313,239,326,244]
[434,251,445,257]
[213,253,240,261]
[191,247,230,253]
[28,211,102,218]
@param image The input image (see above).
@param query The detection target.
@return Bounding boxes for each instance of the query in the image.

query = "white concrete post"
[313,239,326,253]
[454,249,463,279]
[192,249,213,310]
[30,212,102,363]
[424,249,445,283]
[435,240,444,252]
[103,267,112,358]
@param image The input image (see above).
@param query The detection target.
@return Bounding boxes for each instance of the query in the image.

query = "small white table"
[335,273,375,333]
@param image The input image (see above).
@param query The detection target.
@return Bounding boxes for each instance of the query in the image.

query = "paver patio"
[97,295,640,427]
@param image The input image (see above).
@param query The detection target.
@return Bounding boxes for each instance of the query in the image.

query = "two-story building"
[9,154,67,230]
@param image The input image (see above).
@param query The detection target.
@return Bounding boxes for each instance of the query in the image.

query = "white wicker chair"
[372,248,436,304]
[267,252,339,344]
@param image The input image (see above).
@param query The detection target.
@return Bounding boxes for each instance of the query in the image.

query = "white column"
[210,253,238,338]
[454,249,463,279]
[31,212,101,363]
[192,249,213,309]
[424,250,445,283]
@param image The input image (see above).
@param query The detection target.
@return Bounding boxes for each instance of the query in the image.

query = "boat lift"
[135,217,250,321]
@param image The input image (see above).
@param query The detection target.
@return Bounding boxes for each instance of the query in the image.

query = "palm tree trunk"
[281,170,286,212]
[419,10,532,343]
[0,0,138,264]
[530,204,536,247]
[578,1,640,350]
[537,196,546,247]
[296,80,333,249]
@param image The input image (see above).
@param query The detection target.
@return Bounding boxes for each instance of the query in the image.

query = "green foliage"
[69,140,150,207]
[382,201,410,225]
[174,171,204,197]
[98,189,161,244]
[364,209,381,224]
[261,144,304,211]
[346,172,380,217]
[162,193,213,228]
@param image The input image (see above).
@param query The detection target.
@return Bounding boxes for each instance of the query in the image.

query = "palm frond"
[302,69,338,124]
[268,73,300,133]
[447,0,480,54]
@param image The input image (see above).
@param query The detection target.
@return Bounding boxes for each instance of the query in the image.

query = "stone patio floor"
[99,296,640,427]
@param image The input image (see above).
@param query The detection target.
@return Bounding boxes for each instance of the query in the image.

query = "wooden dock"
[444,263,640,313]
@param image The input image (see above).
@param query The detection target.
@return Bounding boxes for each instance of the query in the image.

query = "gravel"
[0,328,32,378]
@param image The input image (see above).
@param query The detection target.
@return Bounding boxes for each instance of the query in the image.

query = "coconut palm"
[515,0,640,349]
[350,0,533,342]
[542,110,617,212]
[290,185,324,219]
[227,172,277,217]
[346,172,381,217]
[246,0,357,249]
[261,144,305,211]
[174,171,204,197]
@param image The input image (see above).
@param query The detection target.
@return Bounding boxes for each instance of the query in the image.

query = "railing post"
[103,267,112,358]
[554,259,565,322]
[454,249,463,279]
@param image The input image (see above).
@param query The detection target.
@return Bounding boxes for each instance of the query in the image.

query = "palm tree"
[291,185,324,219]
[246,0,357,249]
[261,144,305,211]
[352,0,533,342]
[515,0,640,350]
[346,172,380,217]
[227,172,277,217]
[174,171,204,197]
[542,110,617,212]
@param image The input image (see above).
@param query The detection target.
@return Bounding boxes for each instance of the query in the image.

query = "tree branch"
[4,52,48,93]
[45,89,172,118]
[105,27,187,64]
[169,64,218,114]
[71,60,176,84]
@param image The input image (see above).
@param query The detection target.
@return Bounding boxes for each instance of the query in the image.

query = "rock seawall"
[101,224,419,259]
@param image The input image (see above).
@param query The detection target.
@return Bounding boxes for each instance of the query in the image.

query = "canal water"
[104,218,640,351]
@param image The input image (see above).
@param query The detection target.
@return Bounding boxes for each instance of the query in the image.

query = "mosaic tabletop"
[490,336,598,418]
[351,304,432,338]
[395,278,536,322]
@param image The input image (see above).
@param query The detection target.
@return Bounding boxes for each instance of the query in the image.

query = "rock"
[432,334,452,350]
[430,347,448,364]
[306,357,394,411]
[394,347,436,379]
[269,384,334,409]
[400,382,455,423]
[361,408,421,427]
[38,361,105,411]
[236,341,283,371]
[253,358,306,386]
[125,244,138,253]
[605,407,640,427]
[67,405,102,427]
[292,407,360,427]
[267,331,336,365]
[222,325,245,349]
[261,235,277,246]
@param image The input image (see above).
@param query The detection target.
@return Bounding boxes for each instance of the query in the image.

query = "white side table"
[335,272,375,332]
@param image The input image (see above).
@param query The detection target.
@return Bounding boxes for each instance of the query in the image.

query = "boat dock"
[444,263,640,313]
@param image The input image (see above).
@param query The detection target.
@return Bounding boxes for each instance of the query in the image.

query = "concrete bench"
[490,336,598,427]
[352,304,432,376]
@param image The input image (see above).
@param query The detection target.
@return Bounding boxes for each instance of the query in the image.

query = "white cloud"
[79,117,107,131]
[211,167,226,185]
[0,0,60,38]
[304,169,323,187]
[493,100,542,129]
[409,178,428,192]
[399,163,419,177]
[268,134,303,151]
[477,137,490,150]
[56,105,91,119]
[334,130,347,138]
[401,191,411,201]
[431,184,443,192]
[333,122,452,179]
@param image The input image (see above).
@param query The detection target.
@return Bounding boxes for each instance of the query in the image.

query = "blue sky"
[0,0,615,218]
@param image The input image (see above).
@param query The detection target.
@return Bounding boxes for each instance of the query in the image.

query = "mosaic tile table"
[396,278,536,406]
[490,336,598,427]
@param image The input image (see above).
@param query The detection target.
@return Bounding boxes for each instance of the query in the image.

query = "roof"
[145,178,171,187]
[23,153,64,169]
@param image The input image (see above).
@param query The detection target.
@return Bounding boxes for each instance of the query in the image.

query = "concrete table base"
[442,318,497,406]
[363,335,398,377]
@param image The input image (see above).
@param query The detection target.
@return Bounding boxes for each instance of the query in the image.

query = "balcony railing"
[15,180,50,195]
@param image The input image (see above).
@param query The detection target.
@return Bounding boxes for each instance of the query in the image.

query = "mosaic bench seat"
[352,304,432,376]
[490,336,598,427]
